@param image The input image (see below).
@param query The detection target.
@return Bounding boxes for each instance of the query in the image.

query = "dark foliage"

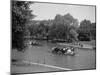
[78,19,96,41]
[28,13,79,42]
[12,0,34,51]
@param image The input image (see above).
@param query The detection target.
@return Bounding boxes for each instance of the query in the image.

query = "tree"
[78,19,96,41]
[69,27,79,42]
[12,0,35,51]
[79,19,91,32]
[89,23,96,40]
[27,13,79,42]
[49,13,79,42]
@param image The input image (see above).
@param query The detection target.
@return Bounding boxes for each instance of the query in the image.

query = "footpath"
[11,60,71,74]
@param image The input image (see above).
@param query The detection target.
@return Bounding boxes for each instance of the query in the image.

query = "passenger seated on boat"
[71,47,75,51]
[31,42,34,46]
[57,48,63,54]
[29,41,34,46]
[52,47,60,53]
[29,41,32,45]
[62,48,68,54]
[68,47,75,55]
[67,48,72,53]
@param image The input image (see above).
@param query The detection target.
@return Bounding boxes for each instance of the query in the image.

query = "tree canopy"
[12,1,35,51]
[78,19,96,41]
[27,13,79,42]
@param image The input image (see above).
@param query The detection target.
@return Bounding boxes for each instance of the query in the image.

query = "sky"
[30,2,96,23]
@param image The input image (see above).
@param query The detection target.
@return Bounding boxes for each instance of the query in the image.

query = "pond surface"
[22,40,96,70]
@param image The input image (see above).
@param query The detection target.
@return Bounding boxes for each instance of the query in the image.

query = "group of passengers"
[52,47,75,55]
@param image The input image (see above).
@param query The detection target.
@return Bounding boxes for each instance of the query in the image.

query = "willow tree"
[48,13,79,42]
